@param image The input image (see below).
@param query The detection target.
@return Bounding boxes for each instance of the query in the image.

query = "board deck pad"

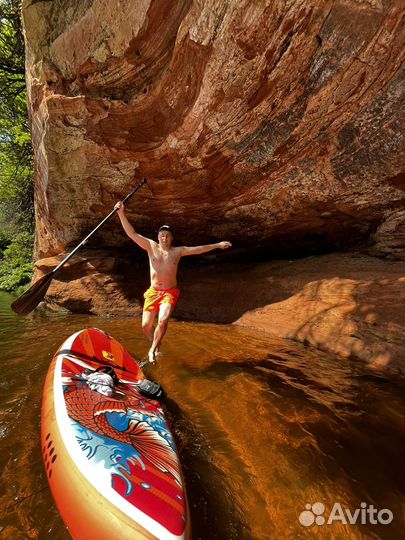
[46,328,188,539]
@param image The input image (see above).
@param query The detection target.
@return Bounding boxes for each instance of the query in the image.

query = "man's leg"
[142,309,156,341]
[148,303,173,363]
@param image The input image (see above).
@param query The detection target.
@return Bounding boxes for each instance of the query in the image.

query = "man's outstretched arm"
[180,241,232,256]
[114,201,154,251]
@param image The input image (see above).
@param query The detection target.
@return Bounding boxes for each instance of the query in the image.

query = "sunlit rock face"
[22,0,404,260]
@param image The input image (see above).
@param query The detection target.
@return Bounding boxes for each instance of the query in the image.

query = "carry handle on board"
[11,178,147,316]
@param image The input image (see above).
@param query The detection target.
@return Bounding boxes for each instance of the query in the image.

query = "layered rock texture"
[22,1,404,372]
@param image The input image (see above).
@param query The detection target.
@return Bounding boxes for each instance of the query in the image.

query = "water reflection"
[0,292,404,540]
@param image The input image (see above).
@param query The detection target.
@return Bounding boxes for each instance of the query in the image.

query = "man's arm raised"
[114,201,154,251]
[180,241,232,256]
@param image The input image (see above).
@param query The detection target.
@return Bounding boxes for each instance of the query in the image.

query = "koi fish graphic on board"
[62,376,181,491]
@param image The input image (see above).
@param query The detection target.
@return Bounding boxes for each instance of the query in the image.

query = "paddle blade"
[11,272,54,316]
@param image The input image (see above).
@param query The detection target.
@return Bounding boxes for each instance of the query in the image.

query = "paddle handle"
[52,178,147,274]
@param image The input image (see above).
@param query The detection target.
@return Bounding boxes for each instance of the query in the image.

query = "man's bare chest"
[150,249,179,267]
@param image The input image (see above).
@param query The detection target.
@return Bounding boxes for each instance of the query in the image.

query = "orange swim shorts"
[143,286,180,313]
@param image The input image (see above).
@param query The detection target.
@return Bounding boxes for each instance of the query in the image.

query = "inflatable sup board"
[41,328,190,540]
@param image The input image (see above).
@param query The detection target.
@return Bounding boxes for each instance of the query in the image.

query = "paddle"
[11,178,147,316]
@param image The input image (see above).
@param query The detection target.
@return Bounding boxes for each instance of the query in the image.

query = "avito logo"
[299,502,393,526]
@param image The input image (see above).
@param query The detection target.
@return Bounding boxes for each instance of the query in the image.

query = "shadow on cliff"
[175,257,310,323]
[174,253,404,321]
[252,276,405,376]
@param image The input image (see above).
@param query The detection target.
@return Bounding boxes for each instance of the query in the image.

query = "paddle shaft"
[51,178,147,277]
[11,178,147,316]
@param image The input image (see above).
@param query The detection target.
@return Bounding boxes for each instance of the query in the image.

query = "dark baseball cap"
[158,225,173,235]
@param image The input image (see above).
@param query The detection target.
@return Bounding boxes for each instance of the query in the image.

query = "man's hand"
[114,201,125,216]
[218,241,232,249]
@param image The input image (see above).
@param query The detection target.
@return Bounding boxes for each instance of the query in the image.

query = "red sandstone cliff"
[21,1,404,373]
[22,0,404,257]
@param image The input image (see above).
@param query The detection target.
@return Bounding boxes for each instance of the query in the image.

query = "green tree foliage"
[0,0,34,291]
[0,231,33,293]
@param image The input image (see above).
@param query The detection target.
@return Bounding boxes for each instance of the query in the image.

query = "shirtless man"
[115,201,232,363]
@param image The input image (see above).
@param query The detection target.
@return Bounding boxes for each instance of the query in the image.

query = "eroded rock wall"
[22,0,404,260]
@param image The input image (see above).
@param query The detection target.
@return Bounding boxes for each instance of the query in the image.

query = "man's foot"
[148,349,156,364]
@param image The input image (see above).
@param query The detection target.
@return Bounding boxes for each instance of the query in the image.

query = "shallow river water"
[0,292,404,540]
